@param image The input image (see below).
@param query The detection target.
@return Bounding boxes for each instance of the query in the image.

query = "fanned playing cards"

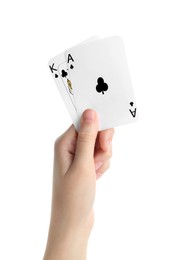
[48,35,138,131]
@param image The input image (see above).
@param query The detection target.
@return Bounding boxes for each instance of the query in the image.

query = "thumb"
[74,109,98,165]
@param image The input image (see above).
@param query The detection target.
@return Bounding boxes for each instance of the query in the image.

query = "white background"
[0,1,181,259]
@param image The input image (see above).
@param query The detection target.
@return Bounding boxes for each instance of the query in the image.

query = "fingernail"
[95,161,103,171]
[106,140,112,150]
[82,109,95,123]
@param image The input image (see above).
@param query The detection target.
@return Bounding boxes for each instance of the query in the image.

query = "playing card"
[65,36,138,130]
[66,36,100,71]
[48,36,100,128]
[48,53,78,124]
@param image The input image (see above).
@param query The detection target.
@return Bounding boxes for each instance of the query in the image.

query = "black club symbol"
[61,70,68,78]
[96,77,108,95]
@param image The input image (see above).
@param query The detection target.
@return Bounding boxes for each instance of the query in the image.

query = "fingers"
[98,128,115,152]
[94,146,112,166]
[74,109,98,165]
[94,147,112,175]
[96,160,110,180]
[94,129,113,166]
[94,129,114,180]
[54,111,114,178]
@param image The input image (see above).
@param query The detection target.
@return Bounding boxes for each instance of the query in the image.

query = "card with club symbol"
[49,35,138,130]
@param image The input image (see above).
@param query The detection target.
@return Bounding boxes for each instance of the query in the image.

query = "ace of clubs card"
[65,36,137,130]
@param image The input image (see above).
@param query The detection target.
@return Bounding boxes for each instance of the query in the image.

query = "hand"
[43,109,114,260]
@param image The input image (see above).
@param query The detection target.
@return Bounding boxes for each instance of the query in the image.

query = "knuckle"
[54,136,64,153]
[78,131,95,144]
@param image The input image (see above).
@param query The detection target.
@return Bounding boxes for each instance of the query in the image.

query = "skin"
[43,109,114,260]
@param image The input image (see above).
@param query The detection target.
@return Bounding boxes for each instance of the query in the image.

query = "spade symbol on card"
[67,54,74,70]
[129,102,137,118]
[96,77,108,95]
[49,63,59,78]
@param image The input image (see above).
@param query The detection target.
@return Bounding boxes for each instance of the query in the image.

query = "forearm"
[43,216,91,260]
